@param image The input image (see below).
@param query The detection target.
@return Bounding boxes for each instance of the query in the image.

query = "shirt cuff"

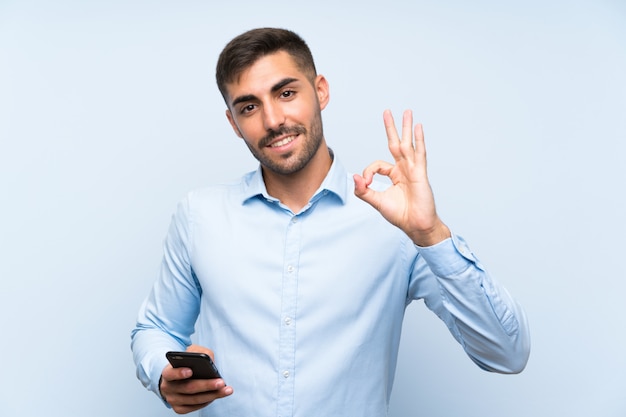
[415,233,484,277]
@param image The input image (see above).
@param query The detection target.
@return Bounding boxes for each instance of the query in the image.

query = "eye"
[240,104,257,115]
[280,89,296,99]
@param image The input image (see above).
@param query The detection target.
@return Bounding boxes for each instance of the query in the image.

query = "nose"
[262,102,285,131]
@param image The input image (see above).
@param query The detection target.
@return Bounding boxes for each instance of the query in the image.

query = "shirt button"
[291,217,298,224]
[284,317,292,325]
[287,265,295,273]
[282,370,290,378]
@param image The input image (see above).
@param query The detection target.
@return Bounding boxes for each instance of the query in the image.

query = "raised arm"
[355,109,530,373]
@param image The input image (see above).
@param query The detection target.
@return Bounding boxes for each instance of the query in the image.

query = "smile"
[268,135,297,148]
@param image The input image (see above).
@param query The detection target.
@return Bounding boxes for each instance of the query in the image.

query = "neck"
[263,144,333,213]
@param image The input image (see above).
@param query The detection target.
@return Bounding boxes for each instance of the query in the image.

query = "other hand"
[354,109,450,247]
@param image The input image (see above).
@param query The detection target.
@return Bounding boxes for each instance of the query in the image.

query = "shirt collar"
[241,150,349,206]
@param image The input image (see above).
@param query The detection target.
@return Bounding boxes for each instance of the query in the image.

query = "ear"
[314,75,330,111]
[225,109,243,138]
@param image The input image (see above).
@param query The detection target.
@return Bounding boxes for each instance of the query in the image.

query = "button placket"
[276,214,301,416]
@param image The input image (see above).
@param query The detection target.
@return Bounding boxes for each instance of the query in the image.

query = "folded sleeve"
[409,233,531,374]
[130,194,202,399]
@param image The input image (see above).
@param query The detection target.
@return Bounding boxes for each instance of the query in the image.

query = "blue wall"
[1,1,625,416]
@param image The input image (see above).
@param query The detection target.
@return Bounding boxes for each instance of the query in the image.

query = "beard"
[245,109,324,176]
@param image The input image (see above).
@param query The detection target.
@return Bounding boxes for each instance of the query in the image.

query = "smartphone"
[166,351,222,380]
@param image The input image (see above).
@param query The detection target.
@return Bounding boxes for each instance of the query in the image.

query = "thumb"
[353,174,379,208]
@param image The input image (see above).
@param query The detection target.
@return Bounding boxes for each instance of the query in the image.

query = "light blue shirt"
[131,157,530,417]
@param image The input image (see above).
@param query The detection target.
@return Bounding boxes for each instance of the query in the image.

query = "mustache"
[259,125,307,147]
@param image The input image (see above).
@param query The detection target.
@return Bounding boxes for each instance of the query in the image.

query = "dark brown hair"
[215,28,317,102]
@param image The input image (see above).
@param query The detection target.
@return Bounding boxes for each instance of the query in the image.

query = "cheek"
[236,120,264,142]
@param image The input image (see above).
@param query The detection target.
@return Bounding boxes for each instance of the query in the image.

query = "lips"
[268,135,297,148]
[261,125,307,148]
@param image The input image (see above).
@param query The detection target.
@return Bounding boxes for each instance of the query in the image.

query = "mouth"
[267,134,298,148]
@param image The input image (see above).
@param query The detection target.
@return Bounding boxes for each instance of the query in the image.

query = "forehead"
[225,51,307,99]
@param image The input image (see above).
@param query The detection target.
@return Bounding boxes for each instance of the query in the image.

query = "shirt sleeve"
[408,233,531,374]
[130,194,202,400]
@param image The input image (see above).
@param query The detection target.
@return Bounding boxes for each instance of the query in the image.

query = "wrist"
[410,221,451,247]
[158,375,169,404]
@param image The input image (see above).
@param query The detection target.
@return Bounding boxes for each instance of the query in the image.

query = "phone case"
[166,351,222,379]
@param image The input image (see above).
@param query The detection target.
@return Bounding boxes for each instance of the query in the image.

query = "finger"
[401,109,414,156]
[383,109,398,141]
[413,122,425,154]
[162,364,193,382]
[353,160,394,207]
[176,377,228,395]
[413,123,428,174]
[359,160,395,183]
[353,175,382,211]
[169,383,233,413]
[172,401,212,414]
[383,110,402,161]
[178,386,233,412]
[353,174,373,199]
[170,395,219,414]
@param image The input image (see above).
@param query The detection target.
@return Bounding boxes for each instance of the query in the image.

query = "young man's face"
[225,51,330,176]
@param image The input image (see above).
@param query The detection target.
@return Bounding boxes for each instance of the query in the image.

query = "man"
[131,27,530,416]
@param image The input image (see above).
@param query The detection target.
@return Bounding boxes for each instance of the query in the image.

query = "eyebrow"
[230,77,300,108]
